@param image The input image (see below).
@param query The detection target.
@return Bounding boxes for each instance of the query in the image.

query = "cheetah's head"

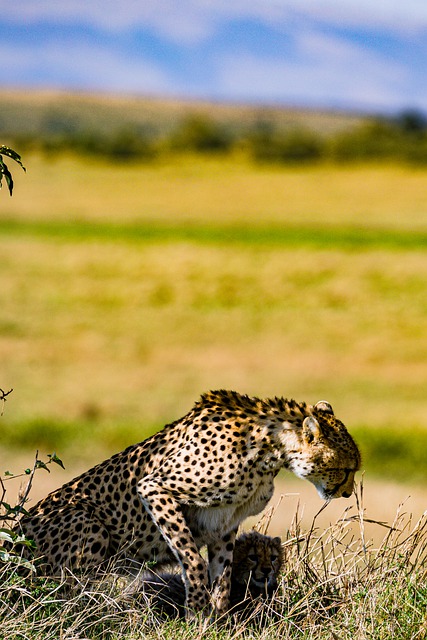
[287,401,361,501]
[232,531,283,592]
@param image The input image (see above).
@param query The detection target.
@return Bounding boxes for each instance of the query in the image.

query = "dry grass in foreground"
[1,483,426,640]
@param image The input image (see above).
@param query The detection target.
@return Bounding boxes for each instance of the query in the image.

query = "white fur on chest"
[189,473,275,538]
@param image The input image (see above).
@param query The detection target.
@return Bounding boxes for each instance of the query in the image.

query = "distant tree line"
[9,109,427,165]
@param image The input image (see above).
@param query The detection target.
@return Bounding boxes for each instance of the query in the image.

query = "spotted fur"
[16,390,360,617]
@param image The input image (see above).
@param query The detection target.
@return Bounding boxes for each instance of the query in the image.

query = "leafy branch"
[1,451,65,569]
[1,451,65,520]
[0,146,25,196]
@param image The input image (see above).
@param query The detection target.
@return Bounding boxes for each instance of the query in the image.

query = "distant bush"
[394,109,427,164]
[248,125,324,164]
[5,107,427,166]
[402,140,427,164]
[73,126,157,162]
[329,120,401,161]
[35,126,158,162]
[329,110,427,164]
[169,114,234,153]
[394,109,427,135]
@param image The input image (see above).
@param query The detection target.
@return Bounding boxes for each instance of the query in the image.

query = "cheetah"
[15,390,360,617]
[137,530,284,618]
[229,530,284,600]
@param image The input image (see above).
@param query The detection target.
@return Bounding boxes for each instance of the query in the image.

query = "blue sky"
[1,0,427,112]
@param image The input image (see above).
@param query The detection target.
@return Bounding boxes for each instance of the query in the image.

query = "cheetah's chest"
[186,472,275,539]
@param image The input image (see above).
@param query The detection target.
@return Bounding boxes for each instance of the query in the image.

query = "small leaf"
[2,503,31,517]
[0,145,26,170]
[35,460,50,473]
[24,468,32,475]
[14,534,36,549]
[0,159,14,196]
[0,550,36,572]
[4,471,13,477]
[0,530,14,544]
[48,452,65,469]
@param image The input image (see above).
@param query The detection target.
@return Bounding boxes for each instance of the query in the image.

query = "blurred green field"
[1,153,427,481]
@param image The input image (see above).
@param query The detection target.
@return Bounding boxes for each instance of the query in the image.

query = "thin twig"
[0,387,13,416]
[16,451,41,516]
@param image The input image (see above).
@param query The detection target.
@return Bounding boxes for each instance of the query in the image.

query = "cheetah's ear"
[302,416,321,444]
[314,400,334,415]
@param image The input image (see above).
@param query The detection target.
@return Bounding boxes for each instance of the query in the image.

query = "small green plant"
[0,146,25,195]
[0,451,64,570]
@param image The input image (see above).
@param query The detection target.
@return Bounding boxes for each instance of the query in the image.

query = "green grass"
[0,217,426,250]
[352,425,427,483]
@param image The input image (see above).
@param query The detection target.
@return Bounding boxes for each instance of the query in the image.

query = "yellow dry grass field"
[0,154,426,504]
[4,153,427,230]
[0,237,426,429]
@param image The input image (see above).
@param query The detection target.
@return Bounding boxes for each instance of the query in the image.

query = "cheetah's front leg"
[208,529,237,615]
[138,479,210,618]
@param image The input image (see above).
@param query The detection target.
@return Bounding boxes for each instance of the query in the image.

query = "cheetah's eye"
[270,554,278,562]
[248,554,258,562]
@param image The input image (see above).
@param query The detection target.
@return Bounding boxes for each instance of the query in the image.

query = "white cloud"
[1,1,216,43]
[3,0,427,39]
[289,0,427,34]
[0,38,178,94]
[216,31,410,110]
